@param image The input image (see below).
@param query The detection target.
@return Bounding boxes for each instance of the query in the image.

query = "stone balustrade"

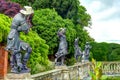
[101,62,120,75]
[31,62,120,80]
[31,69,63,80]
[31,62,91,80]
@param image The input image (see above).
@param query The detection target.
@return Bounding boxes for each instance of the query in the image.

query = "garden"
[0,0,120,80]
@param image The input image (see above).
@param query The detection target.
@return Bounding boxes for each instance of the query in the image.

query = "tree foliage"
[32,9,76,55]
[0,0,21,17]
[0,14,11,43]
[11,0,91,26]
[20,31,51,74]
[90,42,120,61]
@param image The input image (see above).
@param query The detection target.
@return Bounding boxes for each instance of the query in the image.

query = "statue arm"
[17,22,30,33]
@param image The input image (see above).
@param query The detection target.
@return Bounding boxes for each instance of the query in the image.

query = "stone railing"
[68,62,91,80]
[31,62,120,80]
[31,69,63,80]
[31,62,91,80]
[101,62,120,75]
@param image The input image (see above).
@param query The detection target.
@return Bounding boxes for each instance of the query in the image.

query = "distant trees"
[90,42,120,61]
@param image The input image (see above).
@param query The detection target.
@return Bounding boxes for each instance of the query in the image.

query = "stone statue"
[5,6,34,73]
[74,37,82,62]
[55,28,68,66]
[82,42,91,62]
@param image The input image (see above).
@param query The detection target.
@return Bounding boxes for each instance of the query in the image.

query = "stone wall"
[31,62,91,80]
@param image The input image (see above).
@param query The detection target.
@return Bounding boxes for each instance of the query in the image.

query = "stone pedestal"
[0,46,8,79]
[81,60,89,63]
[6,73,32,80]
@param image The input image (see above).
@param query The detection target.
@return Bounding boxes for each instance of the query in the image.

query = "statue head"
[86,42,89,45]
[20,6,34,16]
[57,28,66,36]
[74,37,79,45]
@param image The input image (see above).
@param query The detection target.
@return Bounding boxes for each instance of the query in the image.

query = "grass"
[101,75,120,80]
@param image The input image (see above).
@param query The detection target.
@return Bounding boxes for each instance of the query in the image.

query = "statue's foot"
[20,69,30,73]
[20,67,30,73]
[11,68,18,73]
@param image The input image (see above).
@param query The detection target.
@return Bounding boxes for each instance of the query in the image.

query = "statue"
[5,6,34,73]
[82,42,91,62]
[55,28,68,66]
[74,38,82,62]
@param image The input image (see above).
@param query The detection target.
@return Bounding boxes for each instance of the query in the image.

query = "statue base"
[81,60,89,63]
[5,73,32,80]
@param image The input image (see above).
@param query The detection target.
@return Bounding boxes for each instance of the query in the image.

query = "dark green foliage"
[109,48,120,61]
[90,42,110,61]
[90,42,120,61]
[11,0,91,26]
[32,9,76,55]
[10,0,34,7]
[0,0,21,17]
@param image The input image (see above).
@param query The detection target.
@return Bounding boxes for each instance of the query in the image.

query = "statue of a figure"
[55,28,68,66]
[5,6,34,73]
[82,42,91,62]
[74,38,82,62]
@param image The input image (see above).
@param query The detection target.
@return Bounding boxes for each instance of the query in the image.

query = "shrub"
[32,8,77,55]
[0,0,21,17]
[0,14,11,43]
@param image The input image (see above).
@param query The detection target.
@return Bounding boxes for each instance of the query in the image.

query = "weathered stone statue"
[5,6,34,73]
[74,38,82,62]
[82,42,91,62]
[55,28,68,66]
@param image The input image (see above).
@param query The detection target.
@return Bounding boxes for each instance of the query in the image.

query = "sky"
[80,0,120,44]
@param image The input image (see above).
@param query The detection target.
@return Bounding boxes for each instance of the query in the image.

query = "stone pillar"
[0,46,8,79]
[55,66,69,80]
[62,69,69,80]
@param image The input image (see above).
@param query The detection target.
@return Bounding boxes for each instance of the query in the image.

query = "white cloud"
[81,0,120,43]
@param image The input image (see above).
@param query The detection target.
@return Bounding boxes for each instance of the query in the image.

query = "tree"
[109,48,120,61]
[90,42,110,61]
[0,0,21,17]
[11,0,91,26]
[32,9,76,55]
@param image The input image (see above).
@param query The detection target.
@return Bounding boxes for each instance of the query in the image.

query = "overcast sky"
[80,0,120,43]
